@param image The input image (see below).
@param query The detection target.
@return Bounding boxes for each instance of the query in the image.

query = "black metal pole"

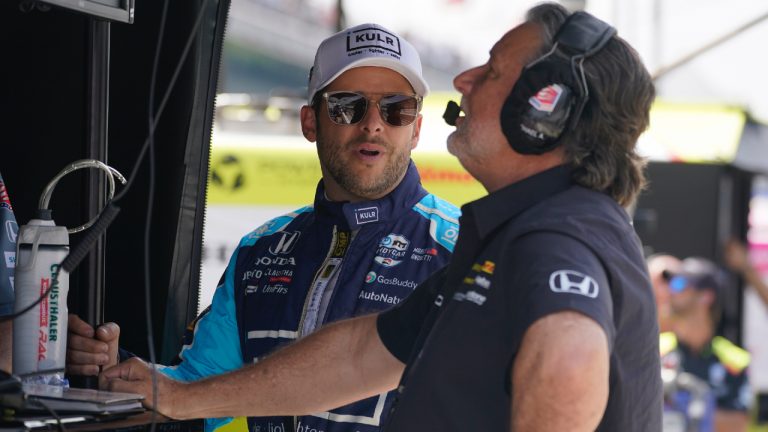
[75,17,110,389]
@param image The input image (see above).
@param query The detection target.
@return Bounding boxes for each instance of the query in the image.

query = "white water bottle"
[13,209,69,383]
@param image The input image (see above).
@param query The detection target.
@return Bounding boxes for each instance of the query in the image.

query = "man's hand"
[66,314,120,385]
[0,320,11,372]
[724,239,751,274]
[102,357,182,418]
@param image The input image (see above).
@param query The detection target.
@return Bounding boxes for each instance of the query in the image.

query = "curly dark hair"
[525,3,655,207]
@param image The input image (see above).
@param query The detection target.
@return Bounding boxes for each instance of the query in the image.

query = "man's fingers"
[96,322,120,342]
[66,330,110,377]
[105,376,146,396]
[67,364,101,376]
[97,323,121,369]
[67,332,109,354]
[68,314,95,338]
[101,359,156,409]
[102,358,147,380]
[67,348,110,367]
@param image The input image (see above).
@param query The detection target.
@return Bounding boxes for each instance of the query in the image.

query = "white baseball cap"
[307,23,430,104]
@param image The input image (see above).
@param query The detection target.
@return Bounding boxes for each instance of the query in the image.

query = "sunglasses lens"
[380,94,419,126]
[669,276,687,293]
[326,92,366,125]
[324,92,419,126]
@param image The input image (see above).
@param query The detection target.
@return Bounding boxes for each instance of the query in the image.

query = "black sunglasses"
[322,91,422,127]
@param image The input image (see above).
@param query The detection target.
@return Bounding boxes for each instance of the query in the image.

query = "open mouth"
[360,149,380,156]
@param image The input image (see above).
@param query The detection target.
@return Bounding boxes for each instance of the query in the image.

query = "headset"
[500,11,616,155]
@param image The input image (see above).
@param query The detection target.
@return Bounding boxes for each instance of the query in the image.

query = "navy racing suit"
[161,161,460,432]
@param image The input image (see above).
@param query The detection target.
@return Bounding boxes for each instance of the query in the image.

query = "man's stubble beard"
[317,134,412,200]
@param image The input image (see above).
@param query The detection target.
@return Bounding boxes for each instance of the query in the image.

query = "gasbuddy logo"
[371,274,417,289]
[365,271,377,283]
[549,270,599,298]
[268,231,301,255]
[347,27,401,56]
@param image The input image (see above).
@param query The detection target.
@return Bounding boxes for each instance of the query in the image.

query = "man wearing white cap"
[66,23,459,432]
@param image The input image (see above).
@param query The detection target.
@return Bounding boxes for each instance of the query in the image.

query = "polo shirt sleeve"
[505,231,615,351]
[376,267,447,363]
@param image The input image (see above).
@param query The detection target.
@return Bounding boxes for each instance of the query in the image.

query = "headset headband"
[555,11,616,58]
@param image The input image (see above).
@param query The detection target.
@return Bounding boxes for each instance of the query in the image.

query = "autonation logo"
[359,290,402,305]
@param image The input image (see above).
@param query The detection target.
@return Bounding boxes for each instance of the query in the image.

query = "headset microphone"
[443,100,461,126]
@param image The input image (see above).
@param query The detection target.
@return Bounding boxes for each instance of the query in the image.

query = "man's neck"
[482,149,565,193]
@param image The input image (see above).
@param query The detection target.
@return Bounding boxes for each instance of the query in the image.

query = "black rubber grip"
[61,204,121,273]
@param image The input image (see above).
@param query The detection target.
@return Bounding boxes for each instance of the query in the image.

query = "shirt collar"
[461,164,573,239]
[314,160,427,229]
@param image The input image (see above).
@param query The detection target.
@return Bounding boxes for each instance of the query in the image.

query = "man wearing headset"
[67,22,460,432]
[104,3,662,430]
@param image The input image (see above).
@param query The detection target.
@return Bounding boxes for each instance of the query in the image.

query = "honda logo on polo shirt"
[549,270,599,298]
[269,231,300,255]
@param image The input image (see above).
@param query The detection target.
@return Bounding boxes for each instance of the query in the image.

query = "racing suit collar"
[315,160,428,229]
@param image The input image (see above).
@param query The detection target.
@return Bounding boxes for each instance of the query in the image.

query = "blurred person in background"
[648,253,683,333]
[0,172,18,372]
[660,256,751,432]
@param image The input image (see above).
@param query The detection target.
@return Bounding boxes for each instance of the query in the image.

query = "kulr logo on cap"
[347,27,402,56]
[307,23,429,104]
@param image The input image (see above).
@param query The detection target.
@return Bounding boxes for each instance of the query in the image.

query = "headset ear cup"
[501,60,577,155]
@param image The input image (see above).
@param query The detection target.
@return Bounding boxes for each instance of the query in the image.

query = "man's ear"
[300,105,317,142]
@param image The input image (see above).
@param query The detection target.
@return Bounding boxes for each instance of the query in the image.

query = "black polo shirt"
[377,165,662,431]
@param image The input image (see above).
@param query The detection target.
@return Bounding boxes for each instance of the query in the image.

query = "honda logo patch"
[5,220,17,243]
[268,231,301,255]
[549,270,599,298]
